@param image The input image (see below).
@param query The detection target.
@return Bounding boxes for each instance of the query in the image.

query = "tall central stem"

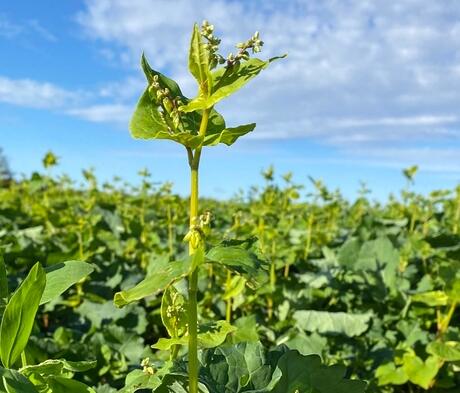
[188,108,210,393]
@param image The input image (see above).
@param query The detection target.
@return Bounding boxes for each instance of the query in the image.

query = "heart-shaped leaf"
[114,259,191,308]
[40,261,94,305]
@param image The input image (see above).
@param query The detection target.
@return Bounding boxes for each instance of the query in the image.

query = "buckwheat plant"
[114,21,284,393]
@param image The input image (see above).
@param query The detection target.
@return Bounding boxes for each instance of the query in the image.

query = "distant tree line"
[0,148,12,187]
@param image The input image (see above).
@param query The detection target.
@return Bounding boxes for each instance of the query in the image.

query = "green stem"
[454,193,460,234]
[167,204,174,258]
[225,270,232,322]
[187,108,210,393]
[21,351,27,368]
[439,301,457,336]
[268,243,276,320]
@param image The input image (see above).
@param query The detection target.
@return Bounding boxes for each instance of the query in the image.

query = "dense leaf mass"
[0,167,459,391]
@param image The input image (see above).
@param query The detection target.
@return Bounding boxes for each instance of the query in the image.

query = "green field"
[0,160,459,392]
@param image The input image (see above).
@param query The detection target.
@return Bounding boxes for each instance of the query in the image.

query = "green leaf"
[230,315,259,344]
[153,320,235,350]
[203,123,256,146]
[339,237,399,271]
[132,53,236,148]
[141,53,184,96]
[129,88,173,138]
[161,285,188,339]
[114,259,190,308]
[181,56,286,112]
[411,290,449,306]
[402,354,440,389]
[283,331,327,356]
[206,244,268,288]
[293,310,371,337]
[375,363,408,386]
[188,23,210,88]
[446,278,460,301]
[46,376,96,393]
[0,255,7,300]
[270,351,367,393]
[0,263,46,368]
[40,261,94,305]
[427,341,460,361]
[198,342,274,392]
[0,367,39,393]
[20,359,96,377]
[119,369,162,393]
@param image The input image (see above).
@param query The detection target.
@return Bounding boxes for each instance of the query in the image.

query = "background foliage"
[0,157,459,392]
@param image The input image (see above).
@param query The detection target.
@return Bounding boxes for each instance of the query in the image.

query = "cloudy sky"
[1,0,460,199]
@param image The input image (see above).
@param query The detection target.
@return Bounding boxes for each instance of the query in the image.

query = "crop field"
[1,20,460,393]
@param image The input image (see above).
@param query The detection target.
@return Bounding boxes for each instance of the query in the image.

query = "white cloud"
[0,76,132,125]
[0,14,22,38]
[74,0,460,151]
[0,13,57,42]
[67,104,132,123]
[0,77,77,109]
[341,147,460,174]
[3,0,460,169]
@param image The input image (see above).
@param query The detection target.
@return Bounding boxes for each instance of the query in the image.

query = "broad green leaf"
[402,354,440,389]
[230,315,259,344]
[181,56,286,112]
[141,53,183,97]
[129,88,173,138]
[198,342,275,392]
[129,88,205,148]
[270,351,367,393]
[446,278,460,301]
[119,369,162,393]
[46,376,96,393]
[131,54,227,148]
[161,285,188,338]
[114,260,190,308]
[0,367,39,393]
[206,244,268,288]
[375,363,408,386]
[283,331,327,356]
[188,23,210,88]
[427,341,460,361]
[339,237,399,273]
[293,310,371,337]
[40,261,94,305]
[0,255,7,300]
[0,263,46,368]
[20,359,96,376]
[152,320,235,350]
[203,123,256,146]
[411,290,448,306]
[337,238,360,268]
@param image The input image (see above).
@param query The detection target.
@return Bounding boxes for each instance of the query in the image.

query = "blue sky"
[1,0,460,200]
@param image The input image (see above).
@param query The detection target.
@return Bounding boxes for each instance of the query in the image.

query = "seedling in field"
[114,21,367,393]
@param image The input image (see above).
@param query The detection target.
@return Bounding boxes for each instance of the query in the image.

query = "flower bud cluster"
[141,357,154,375]
[227,31,264,67]
[148,74,184,133]
[201,20,225,70]
[184,211,213,248]
[166,290,188,337]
